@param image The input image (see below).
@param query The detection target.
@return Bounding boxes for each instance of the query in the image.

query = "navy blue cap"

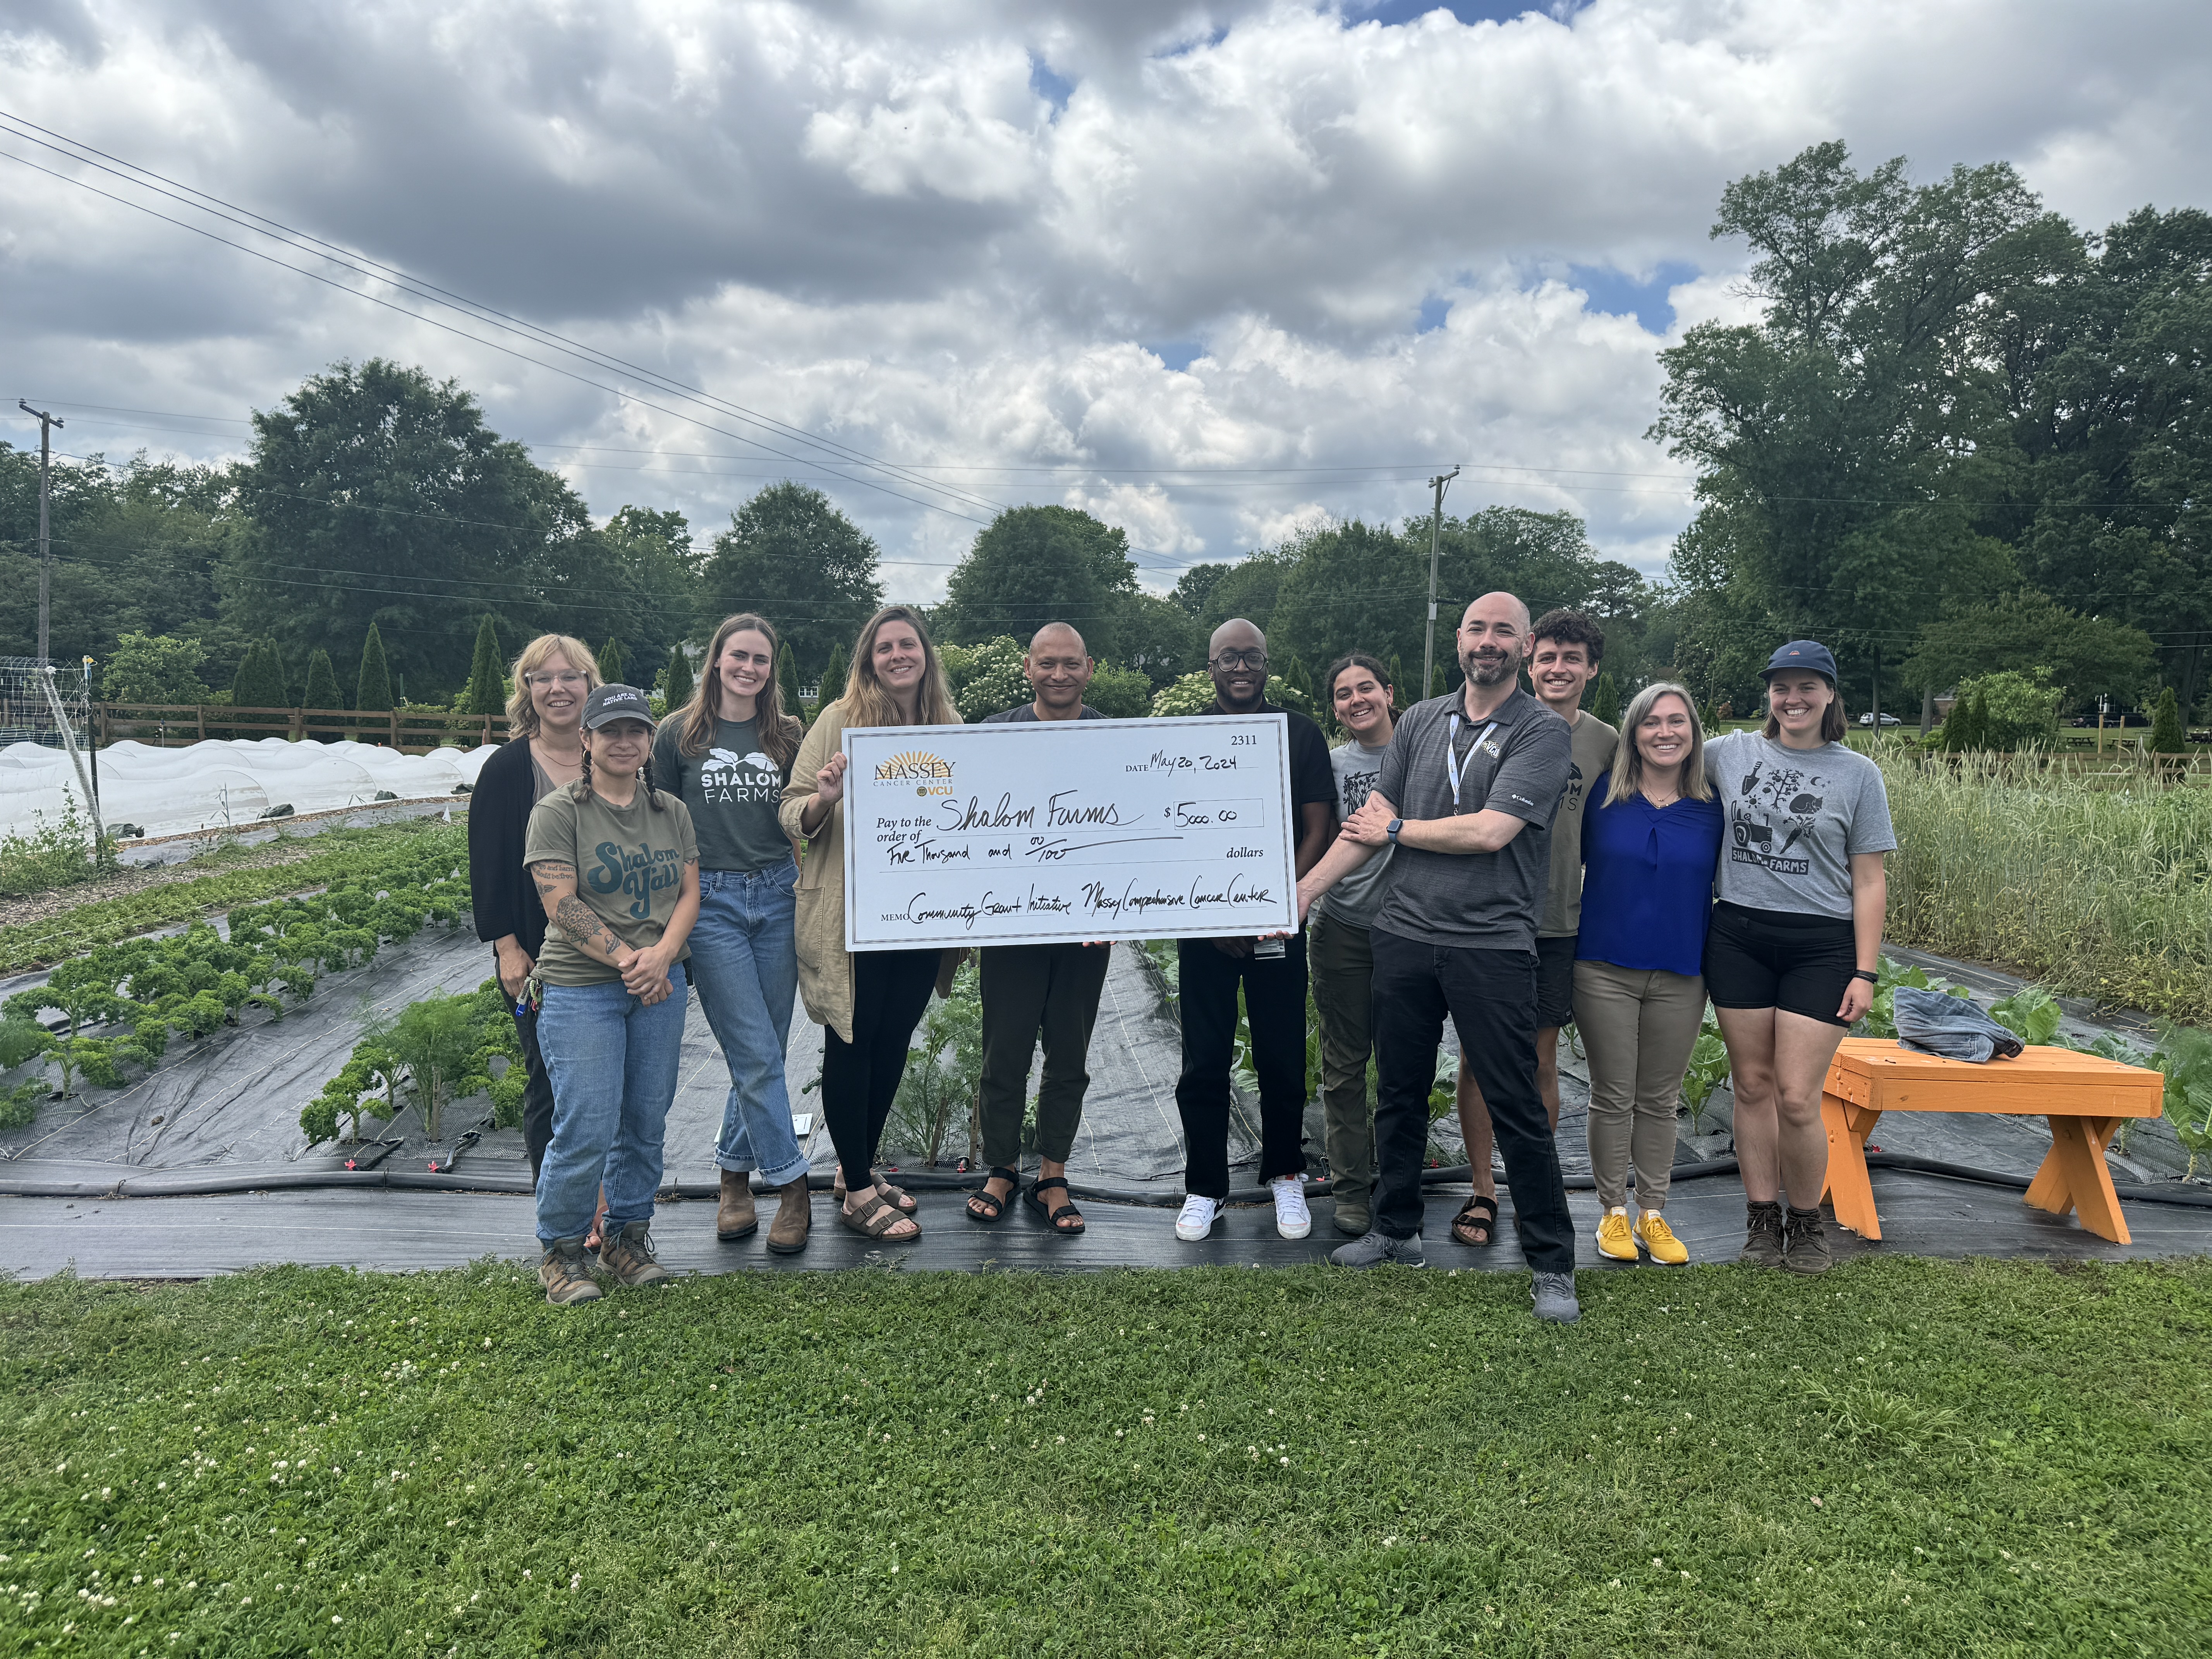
[1760,641,1837,682]
[580,683,657,731]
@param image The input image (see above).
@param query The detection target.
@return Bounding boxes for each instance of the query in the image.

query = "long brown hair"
[504,634,601,738]
[836,605,960,728]
[677,613,804,771]
[1762,672,1849,743]
[1603,682,1714,807]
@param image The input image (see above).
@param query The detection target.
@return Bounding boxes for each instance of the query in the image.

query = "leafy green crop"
[1988,986,2064,1047]
[299,979,524,1149]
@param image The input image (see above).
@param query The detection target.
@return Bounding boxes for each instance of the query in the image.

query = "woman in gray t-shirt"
[653,611,814,1255]
[1700,641,1896,1276]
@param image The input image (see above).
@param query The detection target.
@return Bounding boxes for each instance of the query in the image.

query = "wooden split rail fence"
[93,703,513,755]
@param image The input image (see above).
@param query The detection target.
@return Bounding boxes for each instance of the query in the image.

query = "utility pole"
[1421,465,1459,702]
[19,400,64,664]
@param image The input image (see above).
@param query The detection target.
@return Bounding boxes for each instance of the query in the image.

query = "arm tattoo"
[530,859,577,902]
[554,894,626,960]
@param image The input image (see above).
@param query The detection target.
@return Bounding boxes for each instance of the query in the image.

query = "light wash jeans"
[690,863,809,1188]
[534,964,688,1247]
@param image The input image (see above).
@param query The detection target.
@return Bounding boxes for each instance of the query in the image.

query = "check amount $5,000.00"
[840,718,1298,949]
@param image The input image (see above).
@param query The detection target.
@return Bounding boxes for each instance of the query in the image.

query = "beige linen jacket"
[779,698,962,1044]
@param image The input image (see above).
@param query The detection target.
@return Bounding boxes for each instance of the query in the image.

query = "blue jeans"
[534,964,689,1247]
[690,863,809,1188]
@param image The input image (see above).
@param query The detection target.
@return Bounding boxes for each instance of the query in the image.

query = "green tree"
[1386,653,1407,711]
[1900,589,2157,711]
[598,636,626,687]
[1170,563,1233,618]
[98,632,210,705]
[817,640,848,706]
[1282,655,1315,707]
[696,483,882,673]
[356,622,394,713]
[1951,672,2057,752]
[2151,686,2186,754]
[1195,550,1293,637]
[230,638,288,710]
[1149,671,1216,717]
[1087,661,1152,718]
[938,507,1136,659]
[460,616,506,716]
[301,648,342,721]
[228,359,590,696]
[661,644,694,714]
[1113,591,1204,687]
[777,642,802,716]
[1590,673,1621,726]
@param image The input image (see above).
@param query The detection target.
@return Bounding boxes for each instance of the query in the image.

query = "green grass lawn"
[3,1257,2207,1657]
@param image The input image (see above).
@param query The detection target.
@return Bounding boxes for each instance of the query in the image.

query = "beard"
[1461,649,1517,688]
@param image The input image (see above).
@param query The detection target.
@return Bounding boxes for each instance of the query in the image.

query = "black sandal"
[1024,1175,1086,1237]
[1451,1194,1499,1248]
[966,1166,1019,1225]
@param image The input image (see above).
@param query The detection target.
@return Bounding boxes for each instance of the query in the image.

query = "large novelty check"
[840,715,1298,949]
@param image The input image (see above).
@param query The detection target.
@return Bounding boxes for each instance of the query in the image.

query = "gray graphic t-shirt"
[1315,738,1395,929]
[652,716,794,874]
[1539,711,1618,939]
[1703,730,1896,919]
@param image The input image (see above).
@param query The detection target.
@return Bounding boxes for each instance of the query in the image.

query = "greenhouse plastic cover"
[0,738,495,840]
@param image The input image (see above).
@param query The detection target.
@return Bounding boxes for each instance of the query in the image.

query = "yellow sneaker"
[1595,1206,1638,1261]
[1635,1209,1689,1266]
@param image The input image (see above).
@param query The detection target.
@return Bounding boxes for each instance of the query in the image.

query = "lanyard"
[1444,713,1497,811]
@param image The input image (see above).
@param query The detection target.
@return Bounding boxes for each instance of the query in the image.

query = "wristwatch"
[1386,818,1403,845]
[1851,969,1878,984]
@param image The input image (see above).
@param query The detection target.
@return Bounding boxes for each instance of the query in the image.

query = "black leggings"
[821,948,940,1191]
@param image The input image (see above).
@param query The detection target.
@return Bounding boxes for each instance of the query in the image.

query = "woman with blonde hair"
[779,605,964,1242]
[467,632,601,1178]
[1573,681,1724,1267]
[653,613,813,1253]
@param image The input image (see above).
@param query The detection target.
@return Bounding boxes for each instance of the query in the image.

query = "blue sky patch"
[1416,295,1452,333]
[1028,54,1073,114]
[1146,342,1205,372]
[1354,2,1584,27]
[1565,261,1699,334]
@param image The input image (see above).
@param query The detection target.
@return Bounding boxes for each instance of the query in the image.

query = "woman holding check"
[525,684,700,1306]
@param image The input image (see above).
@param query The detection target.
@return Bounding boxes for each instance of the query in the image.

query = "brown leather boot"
[716,1169,759,1241]
[766,1176,812,1254]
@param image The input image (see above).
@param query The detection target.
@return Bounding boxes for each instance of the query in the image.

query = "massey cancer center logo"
[874,748,956,796]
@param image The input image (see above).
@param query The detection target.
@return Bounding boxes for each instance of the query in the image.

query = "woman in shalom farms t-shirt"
[1701,642,1896,1278]
[524,683,699,1307]
[651,613,812,1256]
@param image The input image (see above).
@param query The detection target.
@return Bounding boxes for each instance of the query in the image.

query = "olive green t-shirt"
[523,784,699,986]
[1539,711,1619,938]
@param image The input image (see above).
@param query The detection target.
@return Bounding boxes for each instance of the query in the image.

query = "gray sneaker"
[1329,1230,1424,1268]
[1530,1271,1580,1323]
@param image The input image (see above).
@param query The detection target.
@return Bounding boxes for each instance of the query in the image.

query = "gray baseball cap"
[581,683,657,731]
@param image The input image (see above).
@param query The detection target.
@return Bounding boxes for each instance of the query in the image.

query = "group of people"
[469,593,1894,1323]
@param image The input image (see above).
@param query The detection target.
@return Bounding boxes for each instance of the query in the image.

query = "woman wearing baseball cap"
[524,683,700,1305]
[1702,642,1896,1275]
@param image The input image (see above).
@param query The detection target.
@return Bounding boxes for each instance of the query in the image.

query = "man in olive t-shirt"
[1453,610,1615,1243]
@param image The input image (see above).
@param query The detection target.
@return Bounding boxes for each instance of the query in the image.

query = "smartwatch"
[1386,818,1404,845]
[1851,969,1879,984]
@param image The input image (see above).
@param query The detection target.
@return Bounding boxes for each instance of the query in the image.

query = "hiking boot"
[1530,1271,1580,1324]
[716,1169,758,1241]
[1782,1206,1833,1275]
[1739,1201,1785,1269]
[766,1177,812,1255]
[538,1238,602,1307]
[1329,1230,1424,1269]
[597,1219,672,1288]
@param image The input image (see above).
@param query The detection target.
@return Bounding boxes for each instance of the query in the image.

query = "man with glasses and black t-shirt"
[1295,592,1582,1323]
[1172,618,1338,1245]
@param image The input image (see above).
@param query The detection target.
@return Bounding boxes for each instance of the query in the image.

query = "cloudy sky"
[4,0,2208,599]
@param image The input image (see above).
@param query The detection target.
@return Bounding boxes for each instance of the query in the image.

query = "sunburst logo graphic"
[874,749,955,783]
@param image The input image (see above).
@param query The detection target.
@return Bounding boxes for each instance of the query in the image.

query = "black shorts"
[1535,933,1577,1029]
[1703,902,1858,1027]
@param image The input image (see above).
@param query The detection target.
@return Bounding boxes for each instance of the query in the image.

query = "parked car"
[1856,711,1903,726]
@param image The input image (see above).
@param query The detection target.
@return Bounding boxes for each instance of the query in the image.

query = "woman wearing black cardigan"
[469,633,601,1177]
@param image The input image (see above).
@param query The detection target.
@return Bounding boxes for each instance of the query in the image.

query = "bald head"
[1207,618,1269,712]
[1022,621,1094,718]
[1457,591,1533,690]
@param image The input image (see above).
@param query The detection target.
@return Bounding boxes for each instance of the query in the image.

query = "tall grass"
[1881,754,2212,1022]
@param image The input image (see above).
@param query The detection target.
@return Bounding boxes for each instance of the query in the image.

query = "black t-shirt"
[979,703,1107,723]
[1195,697,1335,815]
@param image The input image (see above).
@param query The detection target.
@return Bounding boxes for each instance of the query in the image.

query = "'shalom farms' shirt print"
[702,745,780,805]
[1726,749,1831,878]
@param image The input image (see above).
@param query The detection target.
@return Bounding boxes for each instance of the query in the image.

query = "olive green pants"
[1307,908,1377,1224]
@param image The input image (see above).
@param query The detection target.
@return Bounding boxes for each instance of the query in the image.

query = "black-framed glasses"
[1209,649,1267,671]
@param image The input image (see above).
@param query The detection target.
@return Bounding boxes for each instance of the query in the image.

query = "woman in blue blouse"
[1575,682,1725,1267]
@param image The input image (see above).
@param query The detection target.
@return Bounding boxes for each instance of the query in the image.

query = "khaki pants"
[1573,958,1705,1212]
[1307,908,1377,1222]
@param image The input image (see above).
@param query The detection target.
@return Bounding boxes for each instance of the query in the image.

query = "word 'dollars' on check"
[839,716,1298,948]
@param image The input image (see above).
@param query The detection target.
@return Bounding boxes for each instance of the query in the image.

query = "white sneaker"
[1270,1176,1312,1240]
[1175,1195,1221,1241]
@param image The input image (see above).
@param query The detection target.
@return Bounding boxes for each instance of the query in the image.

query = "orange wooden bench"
[1819,1039,2165,1244]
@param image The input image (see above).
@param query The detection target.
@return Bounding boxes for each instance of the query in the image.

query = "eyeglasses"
[525,671,588,688]
[1209,650,1267,671]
